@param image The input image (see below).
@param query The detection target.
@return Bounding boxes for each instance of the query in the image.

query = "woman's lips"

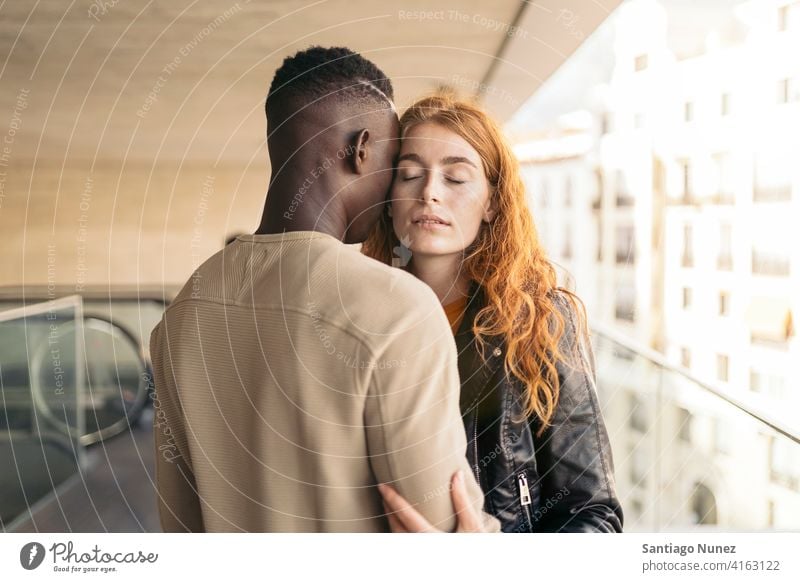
[411,214,451,230]
[412,219,450,230]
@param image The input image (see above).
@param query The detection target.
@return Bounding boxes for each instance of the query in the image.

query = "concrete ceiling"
[0,0,621,164]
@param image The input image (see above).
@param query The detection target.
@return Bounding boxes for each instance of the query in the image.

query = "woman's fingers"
[450,470,482,532]
[378,475,486,533]
[382,501,409,533]
[378,483,437,533]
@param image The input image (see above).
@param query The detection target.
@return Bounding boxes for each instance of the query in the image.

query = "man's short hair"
[266,46,394,116]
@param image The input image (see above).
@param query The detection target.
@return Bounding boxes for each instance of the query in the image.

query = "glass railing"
[591,323,800,531]
[0,296,85,530]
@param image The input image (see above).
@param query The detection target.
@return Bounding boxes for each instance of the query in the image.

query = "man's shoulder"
[169,244,243,306]
[301,246,447,343]
[331,248,441,312]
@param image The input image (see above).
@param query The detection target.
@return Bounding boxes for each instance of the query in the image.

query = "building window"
[596,219,603,262]
[634,54,648,72]
[539,178,549,208]
[769,436,800,491]
[680,160,692,201]
[682,287,692,309]
[684,101,694,122]
[751,372,789,400]
[751,370,789,397]
[562,225,573,260]
[713,418,732,454]
[778,79,789,103]
[592,168,604,210]
[680,347,691,369]
[716,354,729,382]
[564,176,572,207]
[630,447,649,486]
[721,93,731,116]
[750,370,760,392]
[754,151,792,202]
[677,407,692,443]
[690,483,718,525]
[682,224,694,267]
[613,344,635,361]
[717,223,732,270]
[601,113,611,135]
[719,292,729,316]
[768,499,775,528]
[752,250,790,276]
[766,374,788,400]
[747,296,794,347]
[615,224,635,264]
[777,78,800,104]
[712,152,734,203]
[778,2,800,32]
[629,393,648,432]
[779,4,789,31]
[615,285,636,322]
[615,170,634,206]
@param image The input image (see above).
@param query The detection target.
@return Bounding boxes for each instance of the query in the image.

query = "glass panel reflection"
[0,296,85,528]
[593,329,800,531]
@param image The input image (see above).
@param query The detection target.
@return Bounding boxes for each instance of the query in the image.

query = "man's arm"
[363,305,498,533]
[150,320,205,533]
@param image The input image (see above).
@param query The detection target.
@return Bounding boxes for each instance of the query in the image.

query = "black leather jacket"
[455,284,624,532]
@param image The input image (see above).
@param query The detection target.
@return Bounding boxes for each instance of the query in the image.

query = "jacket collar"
[454,281,505,411]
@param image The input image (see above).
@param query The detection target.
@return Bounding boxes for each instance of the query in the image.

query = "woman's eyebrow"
[397,153,423,163]
[441,156,477,168]
[397,153,477,168]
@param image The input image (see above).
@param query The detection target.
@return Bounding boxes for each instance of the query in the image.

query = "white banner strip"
[2,533,799,581]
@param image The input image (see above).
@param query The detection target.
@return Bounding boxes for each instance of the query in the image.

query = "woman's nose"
[421,174,440,203]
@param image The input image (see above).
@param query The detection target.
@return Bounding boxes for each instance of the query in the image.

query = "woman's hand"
[378,470,485,532]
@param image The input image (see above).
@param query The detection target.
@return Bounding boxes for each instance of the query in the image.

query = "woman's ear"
[483,195,498,223]
[351,129,370,174]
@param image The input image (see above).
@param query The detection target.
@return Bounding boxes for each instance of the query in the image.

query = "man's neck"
[256,208,343,240]
[256,171,347,241]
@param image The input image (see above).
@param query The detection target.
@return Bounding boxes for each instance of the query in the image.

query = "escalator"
[0,293,165,531]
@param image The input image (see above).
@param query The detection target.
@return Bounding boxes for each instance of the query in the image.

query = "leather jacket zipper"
[472,407,480,484]
[517,471,533,529]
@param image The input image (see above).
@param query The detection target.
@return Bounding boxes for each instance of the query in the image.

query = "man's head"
[265,46,399,243]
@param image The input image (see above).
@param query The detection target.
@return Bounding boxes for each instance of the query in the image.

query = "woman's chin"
[408,243,463,258]
[394,230,466,258]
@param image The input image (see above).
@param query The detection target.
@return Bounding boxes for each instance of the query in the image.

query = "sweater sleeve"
[150,320,205,533]
[363,304,499,532]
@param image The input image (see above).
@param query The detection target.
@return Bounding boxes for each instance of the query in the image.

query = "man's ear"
[351,128,370,174]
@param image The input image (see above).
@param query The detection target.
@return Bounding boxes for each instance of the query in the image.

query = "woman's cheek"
[390,204,411,239]
[452,213,483,249]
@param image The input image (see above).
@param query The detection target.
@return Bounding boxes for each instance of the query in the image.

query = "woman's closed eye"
[397,167,423,181]
[397,168,469,184]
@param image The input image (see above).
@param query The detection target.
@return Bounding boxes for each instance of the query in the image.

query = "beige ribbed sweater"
[150,231,493,532]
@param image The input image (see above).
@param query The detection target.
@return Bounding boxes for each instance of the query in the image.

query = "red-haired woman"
[364,93,623,533]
